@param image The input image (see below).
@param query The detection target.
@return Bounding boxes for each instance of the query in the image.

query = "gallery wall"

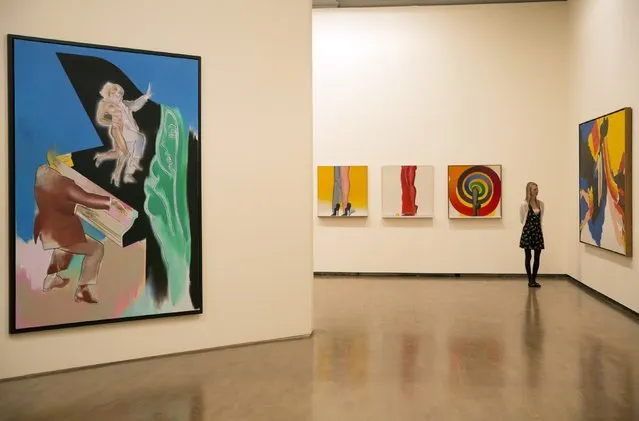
[570,0,639,313]
[0,0,313,379]
[313,3,572,274]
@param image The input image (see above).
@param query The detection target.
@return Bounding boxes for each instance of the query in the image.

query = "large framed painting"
[448,165,502,219]
[8,35,202,333]
[382,165,434,218]
[317,165,368,217]
[579,107,632,256]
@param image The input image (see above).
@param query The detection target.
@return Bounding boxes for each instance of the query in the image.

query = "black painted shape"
[56,52,160,243]
[55,52,176,306]
[186,133,202,310]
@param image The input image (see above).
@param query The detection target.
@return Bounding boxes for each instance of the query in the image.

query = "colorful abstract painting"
[382,165,434,218]
[317,166,368,217]
[448,165,502,218]
[8,35,202,333]
[579,108,632,256]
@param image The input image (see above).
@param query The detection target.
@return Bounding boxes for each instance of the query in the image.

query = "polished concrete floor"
[1,276,639,420]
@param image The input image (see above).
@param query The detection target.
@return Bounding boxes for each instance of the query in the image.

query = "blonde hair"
[46,148,59,169]
[99,82,123,99]
[525,182,538,204]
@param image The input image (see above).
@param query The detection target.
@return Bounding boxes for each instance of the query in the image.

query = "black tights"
[524,249,541,283]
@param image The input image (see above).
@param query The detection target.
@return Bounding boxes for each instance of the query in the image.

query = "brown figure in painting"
[33,152,125,303]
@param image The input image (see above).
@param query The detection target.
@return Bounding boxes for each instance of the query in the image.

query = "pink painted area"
[14,268,39,330]
[12,239,147,329]
[113,277,145,317]
[16,238,52,291]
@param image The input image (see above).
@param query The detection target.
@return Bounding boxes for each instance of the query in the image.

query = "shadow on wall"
[381,218,434,229]
[317,216,369,228]
[583,244,633,270]
[448,219,504,231]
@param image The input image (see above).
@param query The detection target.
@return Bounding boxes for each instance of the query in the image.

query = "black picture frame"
[7,34,203,334]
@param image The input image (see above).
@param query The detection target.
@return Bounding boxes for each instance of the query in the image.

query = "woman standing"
[519,182,545,288]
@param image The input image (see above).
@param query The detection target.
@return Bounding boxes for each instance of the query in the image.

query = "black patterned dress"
[519,205,545,250]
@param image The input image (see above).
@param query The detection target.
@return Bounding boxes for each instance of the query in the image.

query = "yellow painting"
[317,166,368,217]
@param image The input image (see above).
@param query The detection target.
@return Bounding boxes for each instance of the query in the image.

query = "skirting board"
[314,272,566,279]
[0,331,314,383]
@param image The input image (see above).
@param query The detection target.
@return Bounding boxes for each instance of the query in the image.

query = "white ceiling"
[313,0,564,8]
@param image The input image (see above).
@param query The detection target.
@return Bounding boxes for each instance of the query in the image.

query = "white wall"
[313,3,571,275]
[0,0,313,379]
[570,0,639,312]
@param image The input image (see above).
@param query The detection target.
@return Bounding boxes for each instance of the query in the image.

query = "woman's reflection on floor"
[523,288,544,390]
[400,334,419,394]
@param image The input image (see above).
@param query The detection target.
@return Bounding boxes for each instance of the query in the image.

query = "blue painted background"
[12,38,199,241]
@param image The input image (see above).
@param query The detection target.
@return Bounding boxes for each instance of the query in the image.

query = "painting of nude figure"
[579,108,633,256]
[8,35,202,333]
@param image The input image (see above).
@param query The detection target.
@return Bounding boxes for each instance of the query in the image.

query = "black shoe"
[528,282,541,288]
[331,203,340,216]
[342,203,352,216]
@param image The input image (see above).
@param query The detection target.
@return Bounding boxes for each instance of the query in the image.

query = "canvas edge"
[6,34,204,334]
[7,35,18,334]
[196,45,204,313]
[11,309,203,335]
[624,107,632,257]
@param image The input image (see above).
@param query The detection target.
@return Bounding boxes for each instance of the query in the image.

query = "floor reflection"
[315,331,369,387]
[2,277,639,420]
[0,338,314,421]
[0,382,204,421]
[66,388,202,421]
[523,288,544,390]
[448,333,505,396]
[400,333,419,391]
[580,335,637,420]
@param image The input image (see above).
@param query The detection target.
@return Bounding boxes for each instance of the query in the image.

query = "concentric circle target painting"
[448,165,502,218]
